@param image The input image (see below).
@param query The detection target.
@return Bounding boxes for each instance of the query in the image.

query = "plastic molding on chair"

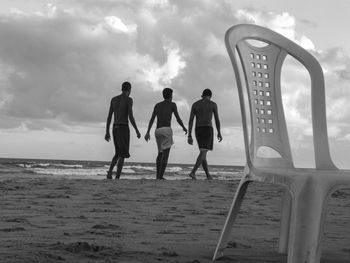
[213,24,350,263]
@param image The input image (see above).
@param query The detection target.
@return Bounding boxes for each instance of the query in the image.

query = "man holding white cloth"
[145,88,187,179]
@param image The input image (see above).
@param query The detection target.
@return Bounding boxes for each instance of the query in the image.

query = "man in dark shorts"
[105,81,141,179]
[187,89,222,180]
[144,88,187,179]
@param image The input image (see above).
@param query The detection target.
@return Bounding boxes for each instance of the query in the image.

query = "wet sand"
[0,177,349,262]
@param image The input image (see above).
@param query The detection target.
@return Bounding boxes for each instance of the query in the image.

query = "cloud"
[316,48,350,123]
[139,38,186,91]
[235,9,315,50]
[0,4,141,127]
[104,16,137,33]
[204,33,226,57]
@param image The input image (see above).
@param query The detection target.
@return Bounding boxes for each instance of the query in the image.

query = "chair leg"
[278,190,292,253]
[287,184,327,263]
[213,179,250,260]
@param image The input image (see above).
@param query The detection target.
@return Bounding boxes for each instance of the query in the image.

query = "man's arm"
[128,98,141,138]
[187,104,195,145]
[144,107,157,141]
[173,104,187,134]
[105,100,113,142]
[213,103,222,142]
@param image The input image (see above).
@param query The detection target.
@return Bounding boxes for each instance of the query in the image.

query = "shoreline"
[0,158,245,181]
[0,157,245,168]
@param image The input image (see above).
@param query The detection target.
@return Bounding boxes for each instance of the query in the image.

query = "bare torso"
[191,98,217,127]
[111,94,132,125]
[154,100,176,128]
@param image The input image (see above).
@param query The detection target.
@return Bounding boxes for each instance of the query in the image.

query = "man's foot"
[189,172,196,180]
[106,171,112,179]
[206,175,213,180]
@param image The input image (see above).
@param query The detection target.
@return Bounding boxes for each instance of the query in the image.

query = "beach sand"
[1,177,350,262]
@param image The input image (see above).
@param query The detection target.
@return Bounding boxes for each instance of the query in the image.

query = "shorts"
[113,124,130,158]
[195,126,213,151]
[155,127,174,152]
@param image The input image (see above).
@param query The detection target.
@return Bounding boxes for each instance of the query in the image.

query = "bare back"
[111,94,132,125]
[191,98,217,127]
[154,100,176,128]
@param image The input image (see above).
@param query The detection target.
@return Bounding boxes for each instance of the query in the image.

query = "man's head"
[162,88,173,100]
[121,81,131,95]
[202,89,212,98]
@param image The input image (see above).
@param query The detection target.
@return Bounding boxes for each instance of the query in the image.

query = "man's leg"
[156,152,162,179]
[189,150,208,179]
[115,157,125,179]
[115,125,130,179]
[202,158,212,180]
[107,154,119,179]
[158,148,170,179]
[108,126,119,179]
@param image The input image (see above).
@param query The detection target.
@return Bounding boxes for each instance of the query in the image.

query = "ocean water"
[0,158,244,181]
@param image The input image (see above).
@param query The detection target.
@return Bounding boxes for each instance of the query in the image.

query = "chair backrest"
[225,24,337,170]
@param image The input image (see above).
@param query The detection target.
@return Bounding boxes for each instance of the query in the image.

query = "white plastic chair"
[213,24,350,263]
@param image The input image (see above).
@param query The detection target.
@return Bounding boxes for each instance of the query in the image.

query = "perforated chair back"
[225,24,336,170]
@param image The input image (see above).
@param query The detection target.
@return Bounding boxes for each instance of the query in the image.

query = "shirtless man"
[188,89,222,180]
[144,88,187,179]
[105,81,141,179]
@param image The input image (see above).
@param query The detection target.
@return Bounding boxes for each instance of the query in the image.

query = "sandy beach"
[1,177,350,263]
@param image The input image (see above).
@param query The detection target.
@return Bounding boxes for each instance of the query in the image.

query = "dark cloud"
[0,8,136,125]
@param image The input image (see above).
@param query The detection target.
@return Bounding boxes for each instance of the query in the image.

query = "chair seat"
[249,167,350,188]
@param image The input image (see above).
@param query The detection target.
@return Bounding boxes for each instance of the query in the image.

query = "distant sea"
[0,158,244,181]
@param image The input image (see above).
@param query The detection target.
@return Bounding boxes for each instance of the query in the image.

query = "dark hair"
[162,88,173,99]
[202,89,212,97]
[121,81,131,91]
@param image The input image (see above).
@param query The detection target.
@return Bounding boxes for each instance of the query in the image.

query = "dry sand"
[0,178,350,262]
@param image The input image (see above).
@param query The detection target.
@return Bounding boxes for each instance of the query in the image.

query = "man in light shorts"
[145,88,188,179]
[187,89,222,180]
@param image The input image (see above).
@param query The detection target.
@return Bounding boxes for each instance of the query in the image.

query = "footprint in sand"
[52,241,106,253]
[92,223,121,230]
[5,218,29,224]
[227,241,252,249]
[158,247,178,257]
[0,227,25,232]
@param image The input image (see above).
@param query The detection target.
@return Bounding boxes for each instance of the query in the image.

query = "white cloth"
[155,127,174,152]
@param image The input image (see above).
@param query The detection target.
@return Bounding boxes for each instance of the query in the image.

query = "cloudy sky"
[1,0,350,168]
